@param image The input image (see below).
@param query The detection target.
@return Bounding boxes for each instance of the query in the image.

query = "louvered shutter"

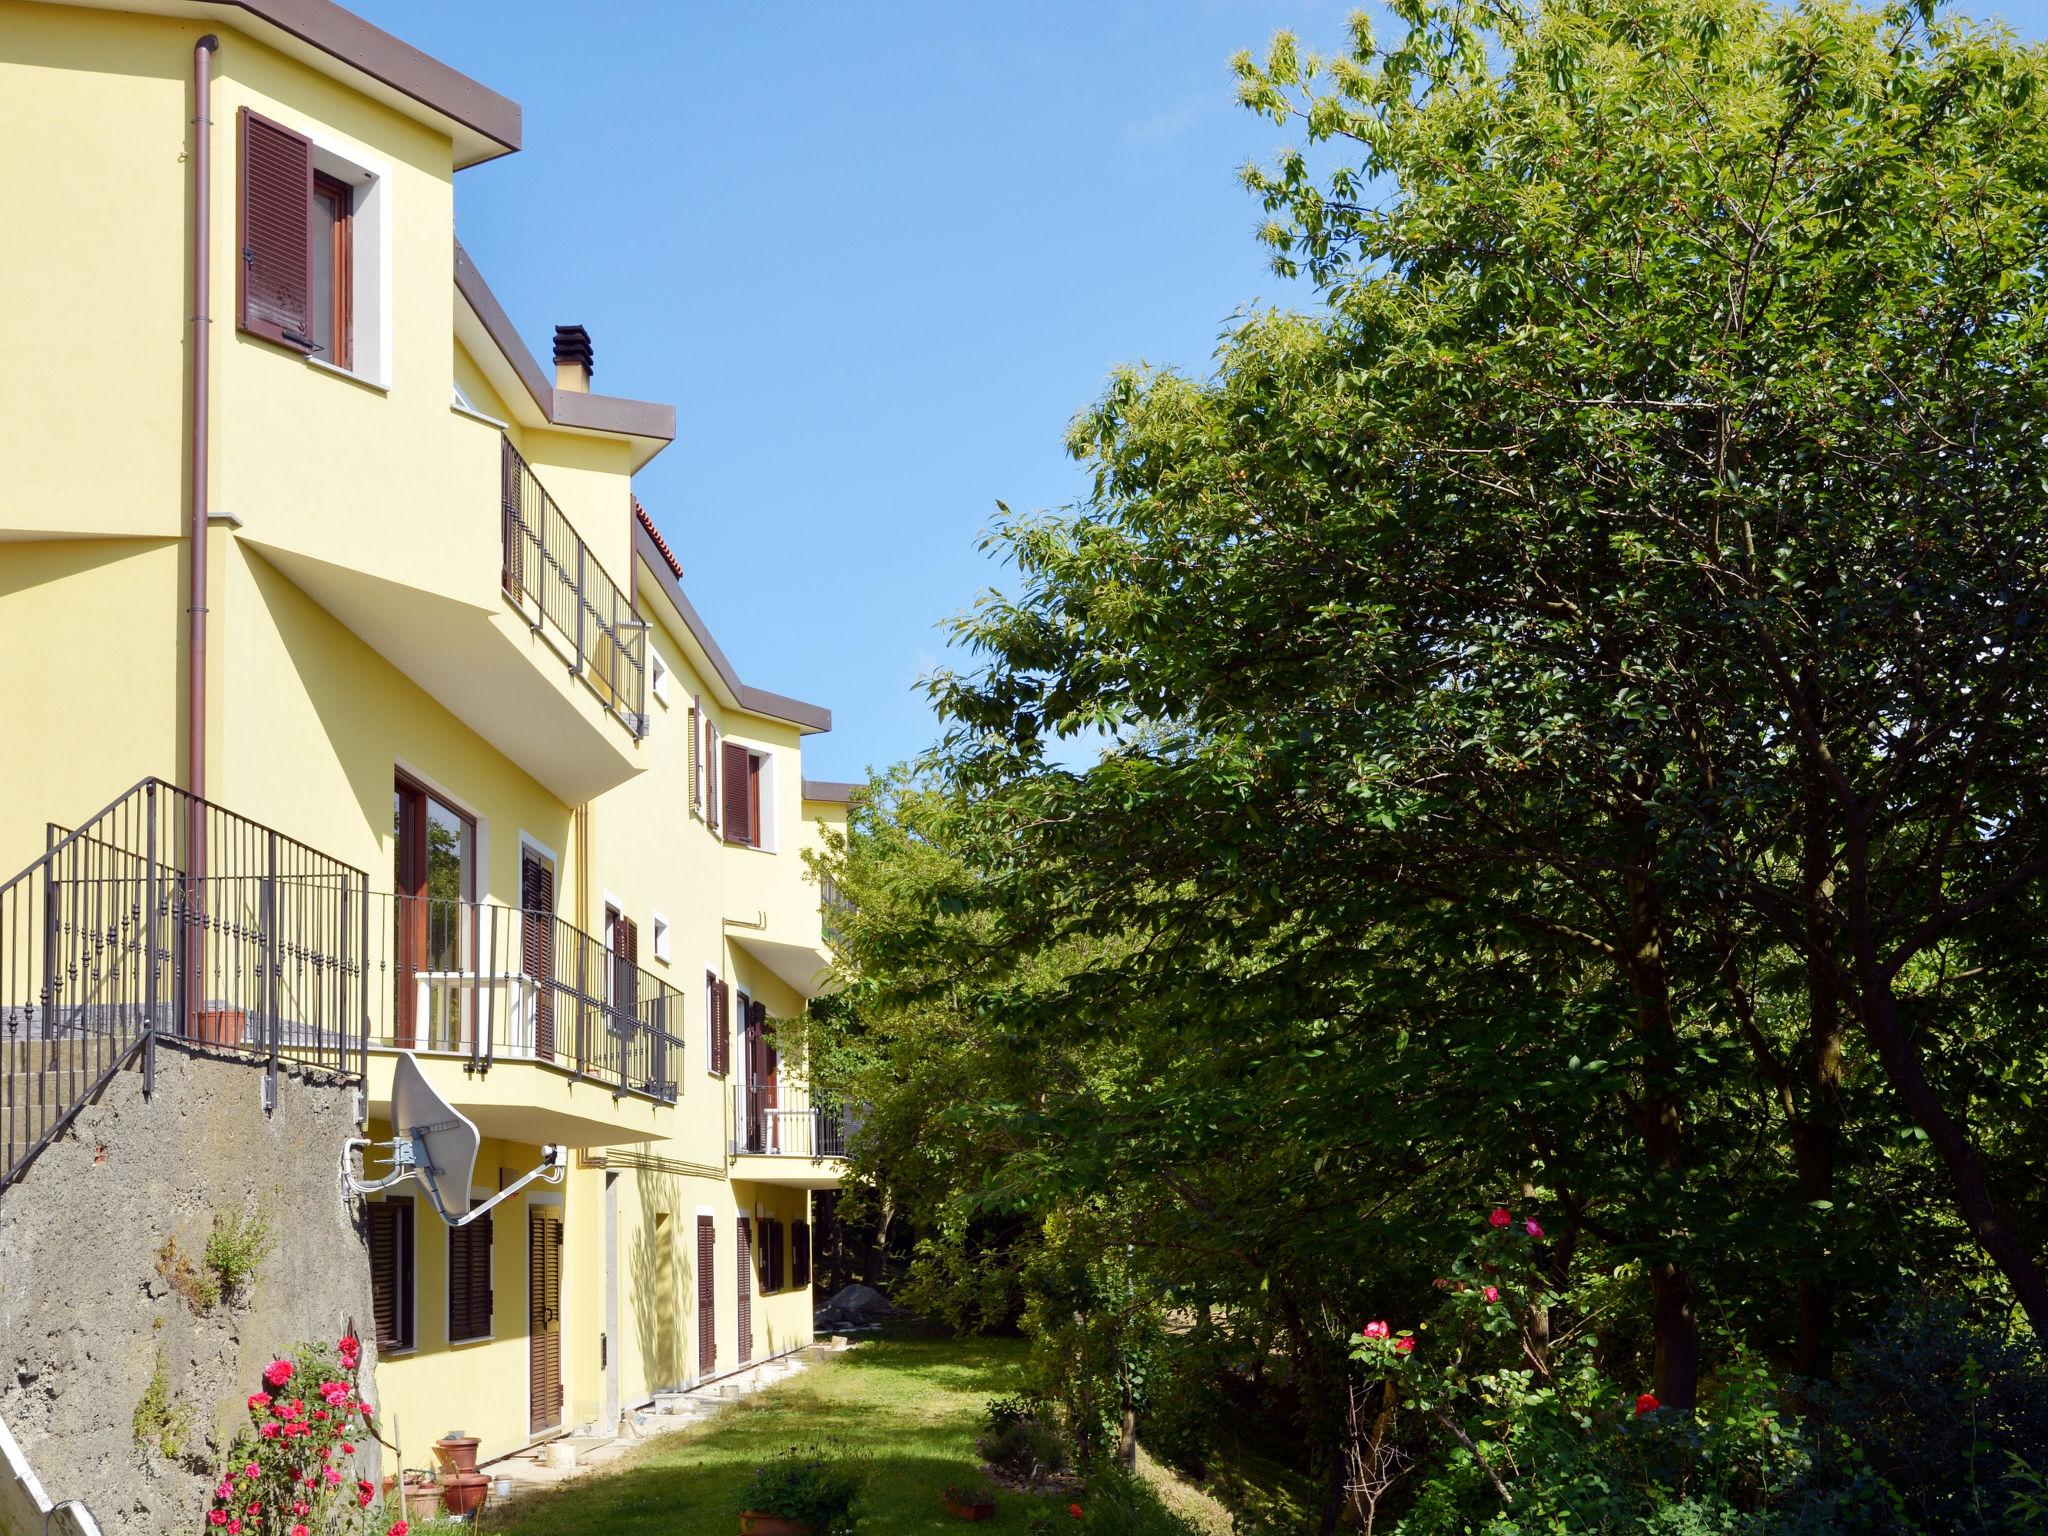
[696,1215,717,1376]
[614,915,639,1035]
[237,108,314,349]
[689,701,703,816]
[368,1198,415,1350]
[721,742,751,844]
[793,1219,811,1289]
[449,1204,493,1342]
[712,979,730,1075]
[522,856,556,1061]
[736,1217,754,1362]
[706,724,722,833]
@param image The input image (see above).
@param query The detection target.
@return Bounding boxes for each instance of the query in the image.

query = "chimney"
[553,324,594,393]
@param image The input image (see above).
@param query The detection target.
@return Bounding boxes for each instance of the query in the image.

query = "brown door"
[529,1206,563,1433]
[736,1216,754,1364]
[394,778,476,1051]
[741,996,763,1151]
[521,850,555,1060]
[696,1215,716,1378]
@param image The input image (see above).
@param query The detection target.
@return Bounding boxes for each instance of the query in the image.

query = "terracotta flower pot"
[944,1494,997,1521]
[435,1433,482,1473]
[441,1471,489,1516]
[740,1513,817,1536]
[402,1483,441,1522]
[192,1007,245,1046]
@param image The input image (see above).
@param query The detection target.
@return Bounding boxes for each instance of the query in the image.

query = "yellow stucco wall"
[2,0,837,1480]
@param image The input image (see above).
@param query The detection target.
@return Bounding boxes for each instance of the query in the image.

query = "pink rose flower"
[387,1522,410,1536]
[227,1521,241,1534]
[209,1512,227,1528]
[1489,1208,1512,1228]
[292,1501,309,1516]
[1394,1336,1415,1354]
[1525,1219,1544,1238]
[262,1360,294,1389]
[243,1464,260,1480]
[1484,1286,1500,1303]
[323,1466,342,1486]
[292,1526,310,1536]
[1362,1320,1389,1339]
[259,1423,280,1440]
[247,1392,272,1412]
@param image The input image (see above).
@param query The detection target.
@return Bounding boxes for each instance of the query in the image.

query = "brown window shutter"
[706,723,722,833]
[449,1203,494,1342]
[696,1214,717,1376]
[368,1197,415,1350]
[722,741,751,845]
[736,1216,754,1361]
[237,107,315,349]
[712,979,730,1074]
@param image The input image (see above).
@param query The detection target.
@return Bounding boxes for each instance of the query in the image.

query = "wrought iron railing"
[363,892,681,1105]
[731,1077,850,1159]
[2,779,370,1194]
[500,435,647,736]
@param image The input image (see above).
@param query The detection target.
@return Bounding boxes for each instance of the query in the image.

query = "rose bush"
[203,1337,404,1536]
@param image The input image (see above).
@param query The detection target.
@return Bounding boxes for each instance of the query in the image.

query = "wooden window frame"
[312,171,354,369]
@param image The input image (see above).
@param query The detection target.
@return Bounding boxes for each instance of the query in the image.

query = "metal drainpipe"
[186,34,217,1033]
[188,34,216,808]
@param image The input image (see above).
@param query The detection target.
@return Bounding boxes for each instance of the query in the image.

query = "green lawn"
[481,1330,1052,1536]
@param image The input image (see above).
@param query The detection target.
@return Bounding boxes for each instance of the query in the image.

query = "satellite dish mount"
[345,1053,564,1226]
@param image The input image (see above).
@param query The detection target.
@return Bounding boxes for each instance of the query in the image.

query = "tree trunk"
[1624,847,1702,1410]
[1841,830,2048,1340]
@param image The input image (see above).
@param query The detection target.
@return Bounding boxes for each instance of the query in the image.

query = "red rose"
[1489,1208,1512,1228]
[292,1526,310,1536]
[1634,1392,1661,1416]
[387,1522,409,1536]
[1362,1320,1389,1339]
[1483,1286,1500,1303]
[209,1513,227,1528]
[262,1360,295,1389]
[355,1480,373,1508]
[1394,1337,1415,1354]
[247,1392,272,1412]
[1068,1505,1083,1521]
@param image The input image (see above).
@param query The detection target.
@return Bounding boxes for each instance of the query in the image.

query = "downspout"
[187,34,216,810]
[186,35,217,1032]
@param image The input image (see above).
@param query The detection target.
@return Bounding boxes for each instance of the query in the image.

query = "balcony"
[729,1078,850,1189]
[361,892,681,1149]
[500,437,648,738]
[240,428,645,805]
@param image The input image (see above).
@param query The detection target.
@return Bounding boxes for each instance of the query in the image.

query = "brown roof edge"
[203,0,520,164]
[454,242,676,444]
[632,521,833,734]
[801,780,862,804]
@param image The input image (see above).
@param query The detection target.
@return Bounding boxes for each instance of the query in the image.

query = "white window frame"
[651,911,671,965]
[300,127,393,390]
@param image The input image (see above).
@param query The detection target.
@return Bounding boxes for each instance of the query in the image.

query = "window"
[367,1197,415,1351]
[721,742,770,849]
[651,912,671,964]
[757,1216,785,1292]
[650,650,670,707]
[448,1200,494,1343]
[792,1219,811,1289]
[393,775,476,1051]
[237,107,386,383]
[310,172,353,368]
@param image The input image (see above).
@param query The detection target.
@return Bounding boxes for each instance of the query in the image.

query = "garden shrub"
[734,1443,865,1536]
[980,1394,1071,1485]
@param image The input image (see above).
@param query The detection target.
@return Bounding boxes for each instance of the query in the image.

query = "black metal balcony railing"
[731,1078,851,1159]
[2,780,370,1193]
[364,892,681,1105]
[500,435,648,737]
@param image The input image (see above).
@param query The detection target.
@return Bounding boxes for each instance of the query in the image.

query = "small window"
[310,172,353,368]
[651,650,670,706]
[651,912,671,964]
[368,1197,415,1351]
[448,1200,493,1343]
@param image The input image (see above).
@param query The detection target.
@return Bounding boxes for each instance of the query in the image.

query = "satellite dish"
[345,1051,563,1226]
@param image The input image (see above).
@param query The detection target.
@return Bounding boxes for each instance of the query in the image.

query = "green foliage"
[978,1395,1071,1485]
[734,1444,865,1535]
[132,1349,193,1460]
[810,0,2048,1526]
[155,1234,219,1313]
[204,1208,275,1301]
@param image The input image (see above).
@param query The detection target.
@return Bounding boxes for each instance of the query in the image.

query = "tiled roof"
[634,497,682,578]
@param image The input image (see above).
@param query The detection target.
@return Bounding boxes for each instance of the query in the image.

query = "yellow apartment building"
[0,0,854,1476]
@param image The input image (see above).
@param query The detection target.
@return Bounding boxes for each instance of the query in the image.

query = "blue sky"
[352,1,2048,784]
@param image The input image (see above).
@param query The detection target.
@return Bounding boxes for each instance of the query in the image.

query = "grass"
[482,1328,1058,1536]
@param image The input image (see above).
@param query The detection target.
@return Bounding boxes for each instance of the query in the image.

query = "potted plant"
[192,1006,245,1046]
[942,1483,997,1522]
[401,1469,442,1522]
[736,1444,863,1536]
